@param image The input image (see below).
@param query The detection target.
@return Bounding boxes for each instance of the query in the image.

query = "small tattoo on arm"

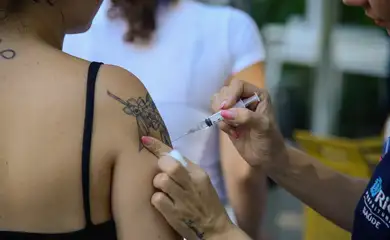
[183,219,205,240]
[107,91,172,151]
[0,39,16,60]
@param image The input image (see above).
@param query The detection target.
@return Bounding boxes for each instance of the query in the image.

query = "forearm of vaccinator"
[264,146,368,232]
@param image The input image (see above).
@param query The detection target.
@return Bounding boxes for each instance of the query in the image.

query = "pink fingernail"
[220,100,227,109]
[221,110,236,120]
[141,136,152,145]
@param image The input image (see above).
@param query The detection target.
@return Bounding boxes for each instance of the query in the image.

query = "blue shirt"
[352,139,390,239]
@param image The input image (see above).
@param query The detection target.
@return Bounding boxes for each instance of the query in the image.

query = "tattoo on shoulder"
[0,39,16,60]
[107,91,172,151]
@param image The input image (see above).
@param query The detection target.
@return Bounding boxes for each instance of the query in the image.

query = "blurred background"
[212,0,389,239]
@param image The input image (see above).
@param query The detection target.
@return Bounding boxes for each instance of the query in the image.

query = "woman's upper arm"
[100,65,179,240]
[220,9,267,177]
[227,8,266,88]
[112,149,180,240]
[229,62,265,88]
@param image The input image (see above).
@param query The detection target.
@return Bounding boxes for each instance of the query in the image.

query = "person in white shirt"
[64,0,267,238]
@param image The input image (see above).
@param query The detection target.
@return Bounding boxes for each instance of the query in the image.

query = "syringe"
[172,93,260,142]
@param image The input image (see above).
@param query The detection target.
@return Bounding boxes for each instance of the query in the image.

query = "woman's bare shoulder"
[98,64,144,92]
[95,63,171,149]
[90,64,178,239]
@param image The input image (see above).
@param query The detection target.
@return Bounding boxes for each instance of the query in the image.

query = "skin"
[221,62,267,239]
[343,0,390,33]
[0,0,179,239]
[143,136,252,240]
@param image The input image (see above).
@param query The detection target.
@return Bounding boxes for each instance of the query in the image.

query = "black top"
[0,62,117,239]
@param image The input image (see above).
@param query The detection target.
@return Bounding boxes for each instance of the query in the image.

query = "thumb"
[142,136,173,158]
[220,108,260,127]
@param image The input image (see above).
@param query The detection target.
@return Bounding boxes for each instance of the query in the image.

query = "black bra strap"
[82,62,103,227]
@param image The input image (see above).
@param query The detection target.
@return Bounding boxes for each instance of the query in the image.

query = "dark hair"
[109,0,174,42]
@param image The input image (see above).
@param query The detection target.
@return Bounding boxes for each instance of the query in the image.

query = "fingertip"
[157,155,172,169]
[141,136,153,146]
[152,173,164,188]
[230,78,241,86]
[151,192,166,206]
[151,192,175,214]
[158,154,187,179]
[219,100,227,109]
[221,110,236,120]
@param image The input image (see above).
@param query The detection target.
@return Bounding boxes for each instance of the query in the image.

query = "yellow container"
[294,130,380,240]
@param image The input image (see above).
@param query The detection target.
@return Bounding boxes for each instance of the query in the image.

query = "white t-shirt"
[63,0,265,202]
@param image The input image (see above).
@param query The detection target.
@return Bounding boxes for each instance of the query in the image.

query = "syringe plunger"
[234,92,260,108]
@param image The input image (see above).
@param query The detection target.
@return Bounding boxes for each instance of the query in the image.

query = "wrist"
[202,214,236,240]
[262,135,289,175]
[207,224,251,240]
[208,224,248,240]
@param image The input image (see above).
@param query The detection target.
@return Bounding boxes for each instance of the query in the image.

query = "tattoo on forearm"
[107,91,172,151]
[183,219,205,240]
[0,39,15,60]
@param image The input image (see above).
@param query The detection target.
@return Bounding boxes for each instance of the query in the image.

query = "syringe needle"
[172,132,190,143]
[172,128,199,142]
[172,136,184,143]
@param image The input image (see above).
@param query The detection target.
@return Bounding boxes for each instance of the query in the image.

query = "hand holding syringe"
[172,93,260,142]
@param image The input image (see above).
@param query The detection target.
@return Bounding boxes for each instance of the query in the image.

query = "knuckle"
[211,96,220,110]
[150,140,161,153]
[260,90,272,105]
[211,93,217,102]
[158,155,170,169]
[230,78,239,85]
[241,110,252,121]
[197,170,210,183]
[232,79,243,88]
[221,86,230,97]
